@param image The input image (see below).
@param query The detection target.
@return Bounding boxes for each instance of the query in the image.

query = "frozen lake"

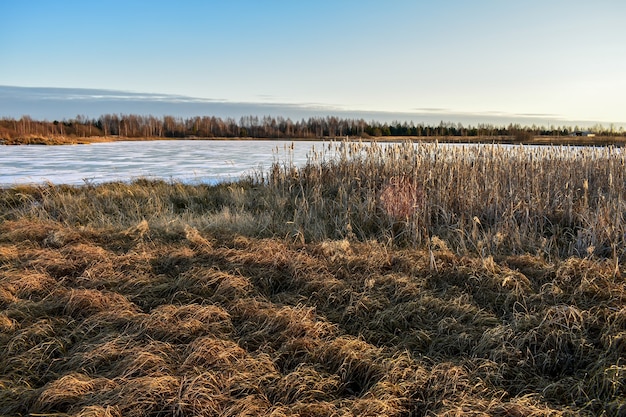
[2,140,615,187]
[0,140,326,186]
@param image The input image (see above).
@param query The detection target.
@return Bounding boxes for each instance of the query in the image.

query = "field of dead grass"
[1,142,625,415]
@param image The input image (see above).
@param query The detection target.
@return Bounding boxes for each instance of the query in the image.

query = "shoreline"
[3,134,626,146]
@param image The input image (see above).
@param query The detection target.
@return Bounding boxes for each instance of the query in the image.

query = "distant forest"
[1,114,624,141]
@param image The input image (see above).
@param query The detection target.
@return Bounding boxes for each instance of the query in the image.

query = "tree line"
[1,114,624,140]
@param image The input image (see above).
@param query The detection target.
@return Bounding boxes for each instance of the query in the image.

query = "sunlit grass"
[1,141,625,415]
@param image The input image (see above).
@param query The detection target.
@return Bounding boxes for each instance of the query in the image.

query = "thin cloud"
[0,85,622,128]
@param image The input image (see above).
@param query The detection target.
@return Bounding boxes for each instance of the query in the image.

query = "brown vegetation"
[1,142,625,415]
[266,142,626,261]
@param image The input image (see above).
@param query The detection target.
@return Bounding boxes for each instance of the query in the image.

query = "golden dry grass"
[1,142,625,415]
[1,221,624,415]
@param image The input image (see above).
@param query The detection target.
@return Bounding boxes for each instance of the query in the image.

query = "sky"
[1,0,625,125]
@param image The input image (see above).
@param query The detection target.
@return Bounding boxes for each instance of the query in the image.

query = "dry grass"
[4,141,624,261]
[1,141,625,415]
[263,141,626,260]
[1,224,624,415]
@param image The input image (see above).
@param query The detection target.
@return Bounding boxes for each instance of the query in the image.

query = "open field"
[1,142,625,415]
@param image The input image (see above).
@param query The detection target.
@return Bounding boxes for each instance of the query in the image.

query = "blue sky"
[1,0,625,124]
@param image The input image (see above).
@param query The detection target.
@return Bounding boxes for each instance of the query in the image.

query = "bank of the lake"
[3,134,626,146]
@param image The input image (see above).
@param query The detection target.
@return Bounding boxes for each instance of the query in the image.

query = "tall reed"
[263,141,626,260]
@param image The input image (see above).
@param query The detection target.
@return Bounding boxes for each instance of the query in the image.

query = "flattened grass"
[1,219,624,415]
